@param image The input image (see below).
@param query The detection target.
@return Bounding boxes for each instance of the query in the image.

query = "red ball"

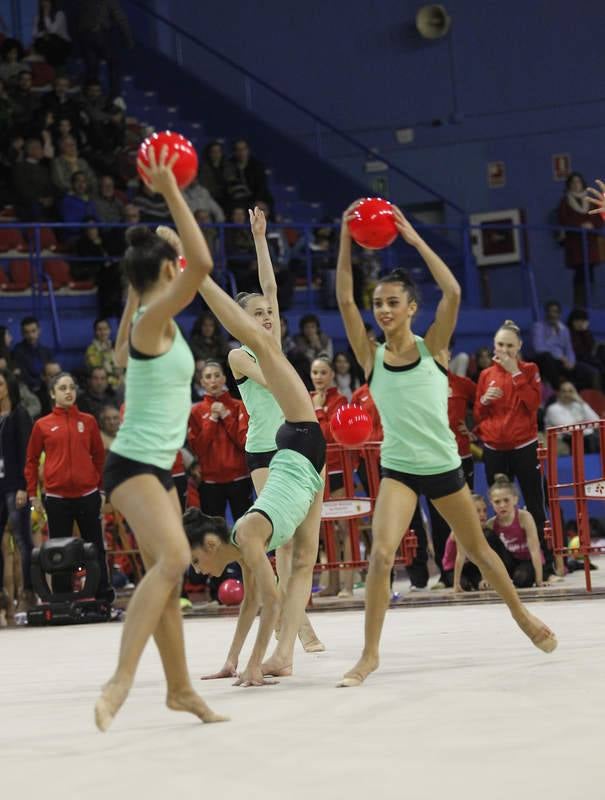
[347,197,398,250]
[330,404,373,447]
[218,578,244,606]
[137,130,198,189]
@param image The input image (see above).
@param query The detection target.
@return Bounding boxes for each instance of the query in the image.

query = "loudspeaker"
[415,4,451,40]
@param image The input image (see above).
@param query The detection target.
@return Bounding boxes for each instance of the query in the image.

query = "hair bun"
[493,473,509,482]
[125,225,154,248]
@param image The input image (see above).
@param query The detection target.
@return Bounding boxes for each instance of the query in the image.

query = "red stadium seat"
[2,260,31,291]
[44,259,71,289]
[0,228,26,253]
[38,227,58,252]
[30,61,55,87]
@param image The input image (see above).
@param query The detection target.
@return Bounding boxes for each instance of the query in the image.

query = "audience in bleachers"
[544,381,600,453]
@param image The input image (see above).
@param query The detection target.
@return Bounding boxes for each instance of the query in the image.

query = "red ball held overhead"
[330,404,373,447]
[217,578,244,606]
[137,130,199,189]
[347,197,398,250]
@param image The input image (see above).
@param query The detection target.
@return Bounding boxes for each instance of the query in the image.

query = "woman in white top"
[544,381,600,452]
[32,0,71,67]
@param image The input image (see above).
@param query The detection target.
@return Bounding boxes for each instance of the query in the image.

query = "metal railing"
[1,219,602,349]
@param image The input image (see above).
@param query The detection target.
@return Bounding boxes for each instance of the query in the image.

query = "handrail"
[122,0,465,215]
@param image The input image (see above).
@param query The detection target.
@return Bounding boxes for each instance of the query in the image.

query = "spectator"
[0,368,35,608]
[32,0,71,67]
[531,299,598,389]
[279,316,312,389]
[189,311,230,363]
[448,335,470,377]
[333,351,359,401]
[74,0,134,101]
[41,76,81,133]
[200,140,233,209]
[294,313,334,362]
[11,316,53,392]
[558,172,604,307]
[134,180,169,222]
[485,475,545,588]
[467,345,493,382]
[193,208,219,256]
[52,114,86,152]
[74,218,109,283]
[191,358,206,403]
[0,39,29,87]
[60,172,97,236]
[225,206,257,292]
[36,109,56,160]
[11,69,40,129]
[124,202,140,225]
[567,307,605,388]
[12,136,55,220]
[183,177,225,222]
[51,134,97,195]
[36,360,62,416]
[77,366,119,420]
[544,381,600,453]
[98,404,120,451]
[474,319,553,578]
[0,79,15,144]
[80,80,125,156]
[229,137,272,210]
[0,326,15,372]
[94,174,125,223]
[310,355,351,597]
[24,371,113,600]
[187,361,251,600]
[85,319,122,388]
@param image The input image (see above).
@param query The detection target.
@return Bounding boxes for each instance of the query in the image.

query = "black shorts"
[275,420,326,474]
[328,472,344,493]
[104,451,175,498]
[245,449,277,472]
[381,464,465,500]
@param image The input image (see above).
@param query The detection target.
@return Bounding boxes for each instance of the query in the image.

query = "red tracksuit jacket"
[474,360,541,450]
[188,391,249,483]
[25,405,105,498]
[448,372,477,458]
[312,385,348,474]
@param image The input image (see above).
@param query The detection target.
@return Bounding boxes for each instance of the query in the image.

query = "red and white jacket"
[188,391,249,483]
[311,385,348,475]
[25,405,104,498]
[474,360,541,450]
[448,372,477,458]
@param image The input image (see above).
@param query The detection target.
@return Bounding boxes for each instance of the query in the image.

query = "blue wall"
[141,0,605,307]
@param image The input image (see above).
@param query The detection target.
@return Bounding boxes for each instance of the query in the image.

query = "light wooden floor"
[1,598,603,800]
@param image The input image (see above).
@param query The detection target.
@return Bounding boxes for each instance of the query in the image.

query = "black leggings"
[45,491,111,596]
[482,441,552,571]
[198,478,253,600]
[486,532,537,587]
[428,457,475,582]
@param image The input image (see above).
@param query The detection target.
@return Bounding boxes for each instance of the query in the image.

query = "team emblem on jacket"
[77,421,85,433]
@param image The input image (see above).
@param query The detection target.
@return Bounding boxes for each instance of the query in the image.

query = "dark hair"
[203,140,224,160]
[333,351,351,368]
[299,313,320,334]
[311,354,334,370]
[93,317,110,332]
[122,226,178,294]
[375,268,420,307]
[183,507,230,547]
[565,172,586,192]
[191,311,224,341]
[0,368,22,410]
[567,307,589,327]
[21,316,39,330]
[1,39,24,62]
[544,299,561,313]
[236,291,262,309]
[202,359,225,374]
[70,170,86,187]
[89,366,107,377]
[0,326,11,364]
[50,371,75,392]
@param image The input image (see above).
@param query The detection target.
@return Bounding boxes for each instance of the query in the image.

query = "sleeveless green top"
[231,448,323,551]
[111,308,194,470]
[236,345,284,454]
[370,337,460,475]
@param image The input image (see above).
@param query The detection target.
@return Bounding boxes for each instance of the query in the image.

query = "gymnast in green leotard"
[182,273,327,687]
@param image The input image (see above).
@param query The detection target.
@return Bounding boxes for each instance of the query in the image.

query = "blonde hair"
[497,319,522,341]
[489,473,519,498]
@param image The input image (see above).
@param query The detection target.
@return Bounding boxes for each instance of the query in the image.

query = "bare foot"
[337,654,379,687]
[167,688,229,723]
[517,612,558,654]
[94,679,131,732]
[298,623,325,653]
[261,655,293,677]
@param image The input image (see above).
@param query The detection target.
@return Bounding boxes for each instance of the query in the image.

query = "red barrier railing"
[317,442,418,574]
[538,420,605,591]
